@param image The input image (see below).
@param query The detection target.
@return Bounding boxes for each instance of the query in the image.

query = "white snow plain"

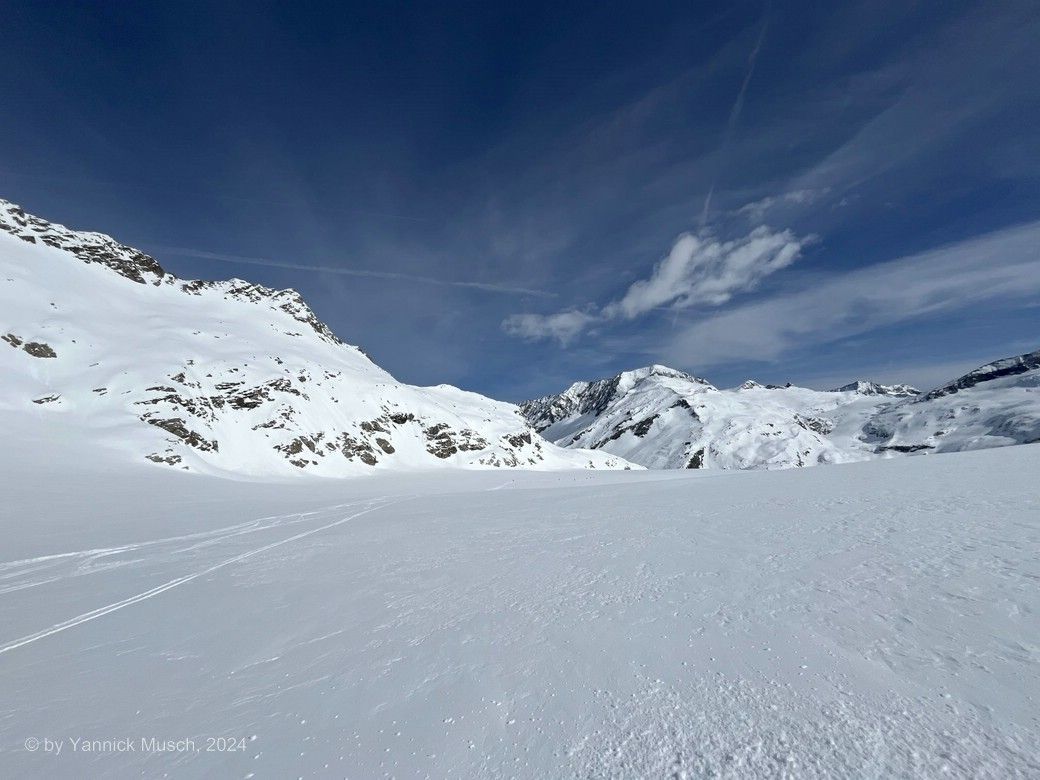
[1,412,1038,778]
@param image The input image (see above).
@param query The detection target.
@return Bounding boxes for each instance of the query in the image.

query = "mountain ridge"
[523,353,1040,469]
[0,198,633,477]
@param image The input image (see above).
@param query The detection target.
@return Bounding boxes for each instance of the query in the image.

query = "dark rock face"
[425,428,457,458]
[859,420,891,443]
[336,433,379,465]
[686,448,705,469]
[278,435,318,456]
[877,444,934,453]
[505,432,532,448]
[795,414,833,435]
[425,424,490,459]
[630,416,657,437]
[273,432,379,468]
[520,366,713,432]
[922,348,1040,400]
[145,418,218,452]
[832,380,920,397]
[23,342,57,358]
[131,370,543,471]
[1,332,55,358]
[592,414,660,448]
[146,452,182,465]
[180,278,343,345]
[1,200,166,285]
[137,375,305,424]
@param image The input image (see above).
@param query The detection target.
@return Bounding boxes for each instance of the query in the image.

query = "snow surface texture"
[1,411,1038,777]
[0,199,629,477]
[521,357,1040,470]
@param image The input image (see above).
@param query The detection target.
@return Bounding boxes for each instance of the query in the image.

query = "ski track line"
[0,500,374,574]
[0,511,354,596]
[0,498,402,657]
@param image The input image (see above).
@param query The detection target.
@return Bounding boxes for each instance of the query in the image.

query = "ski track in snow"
[0,498,403,656]
[1,446,1039,778]
[0,499,376,585]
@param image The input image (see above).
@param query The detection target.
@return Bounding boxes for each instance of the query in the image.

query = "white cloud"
[783,6,1035,202]
[502,225,810,344]
[734,189,828,221]
[502,309,597,346]
[603,226,809,319]
[662,220,1040,367]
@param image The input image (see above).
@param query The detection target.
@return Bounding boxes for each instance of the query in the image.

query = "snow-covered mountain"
[864,348,1040,454]
[522,353,1040,470]
[829,380,920,397]
[0,199,631,477]
[522,366,874,470]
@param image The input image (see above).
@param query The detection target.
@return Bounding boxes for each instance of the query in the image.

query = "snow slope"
[521,365,893,470]
[1,411,1038,777]
[523,355,1040,470]
[865,348,1040,455]
[0,199,629,477]
[830,379,920,397]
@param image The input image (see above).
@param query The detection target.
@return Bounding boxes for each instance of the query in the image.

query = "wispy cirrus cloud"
[502,309,598,346]
[733,188,829,222]
[503,225,810,345]
[603,226,808,318]
[661,220,1040,367]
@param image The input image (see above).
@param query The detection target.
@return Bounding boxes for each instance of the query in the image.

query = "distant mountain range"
[0,198,631,477]
[521,352,1040,470]
[3,196,1036,478]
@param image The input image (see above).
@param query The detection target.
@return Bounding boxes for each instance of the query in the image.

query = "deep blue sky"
[2,1,1038,399]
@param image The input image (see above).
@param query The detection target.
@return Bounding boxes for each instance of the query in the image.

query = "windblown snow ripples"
[1,446,1038,777]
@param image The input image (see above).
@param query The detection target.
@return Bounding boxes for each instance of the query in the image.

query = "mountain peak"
[615,364,709,388]
[0,198,352,347]
[1,197,634,476]
[523,346,1040,470]
[832,380,920,397]
[1,198,167,285]
[922,348,1040,400]
[520,364,717,433]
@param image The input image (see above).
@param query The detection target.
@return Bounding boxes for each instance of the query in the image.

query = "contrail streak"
[701,8,770,226]
[151,245,557,298]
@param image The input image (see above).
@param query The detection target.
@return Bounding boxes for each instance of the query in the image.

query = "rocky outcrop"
[1,200,165,284]
[521,365,714,433]
[2,197,633,477]
[523,352,1040,470]
[921,348,1040,400]
[3,332,57,358]
[831,380,920,397]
